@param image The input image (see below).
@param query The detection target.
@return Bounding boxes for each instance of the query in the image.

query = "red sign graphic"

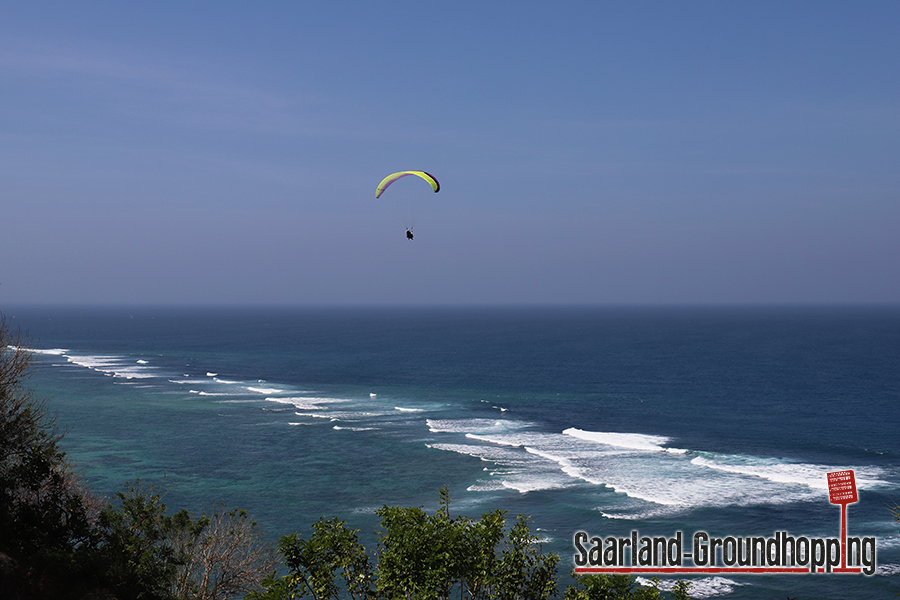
[827,470,858,571]
[827,470,858,505]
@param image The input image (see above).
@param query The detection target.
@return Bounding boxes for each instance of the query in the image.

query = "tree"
[92,481,185,600]
[491,515,559,600]
[95,481,278,600]
[0,313,100,597]
[251,517,377,600]
[170,505,279,600]
[376,489,559,600]
[254,488,561,600]
[374,493,463,600]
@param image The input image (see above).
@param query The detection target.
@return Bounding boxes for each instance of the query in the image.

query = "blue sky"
[2,1,898,305]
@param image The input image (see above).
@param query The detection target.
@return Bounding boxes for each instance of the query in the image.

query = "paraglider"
[375,171,439,239]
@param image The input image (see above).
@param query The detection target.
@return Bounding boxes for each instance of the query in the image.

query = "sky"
[2,1,898,306]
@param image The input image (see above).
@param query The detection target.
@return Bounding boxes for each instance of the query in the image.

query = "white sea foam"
[428,442,575,493]
[876,563,900,576]
[321,410,390,422]
[294,412,335,419]
[246,386,283,395]
[27,346,160,380]
[427,425,888,511]
[64,353,156,379]
[563,428,672,451]
[281,395,389,424]
[269,396,348,410]
[875,534,900,549]
[13,347,69,355]
[394,406,424,412]
[66,355,118,370]
[598,504,690,521]
[215,399,266,404]
[427,418,533,434]
[691,455,890,490]
[466,480,508,492]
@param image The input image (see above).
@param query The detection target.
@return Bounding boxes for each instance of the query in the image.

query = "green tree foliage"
[252,517,376,600]
[667,581,692,600]
[92,481,187,599]
[375,488,560,600]
[254,488,561,600]
[490,515,559,600]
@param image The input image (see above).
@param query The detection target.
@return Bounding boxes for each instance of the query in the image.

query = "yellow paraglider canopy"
[375,171,440,198]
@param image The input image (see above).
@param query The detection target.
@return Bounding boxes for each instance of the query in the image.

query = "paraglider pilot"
[406,228,414,240]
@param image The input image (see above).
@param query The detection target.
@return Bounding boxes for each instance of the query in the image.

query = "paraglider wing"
[375,171,440,198]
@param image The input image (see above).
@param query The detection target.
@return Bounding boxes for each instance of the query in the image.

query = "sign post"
[827,470,858,570]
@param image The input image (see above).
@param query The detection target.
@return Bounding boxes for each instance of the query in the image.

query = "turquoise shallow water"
[7,305,900,598]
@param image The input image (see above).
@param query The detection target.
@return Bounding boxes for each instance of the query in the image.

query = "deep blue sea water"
[5,305,900,599]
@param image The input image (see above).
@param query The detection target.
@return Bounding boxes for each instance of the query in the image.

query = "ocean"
[5,305,900,599]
